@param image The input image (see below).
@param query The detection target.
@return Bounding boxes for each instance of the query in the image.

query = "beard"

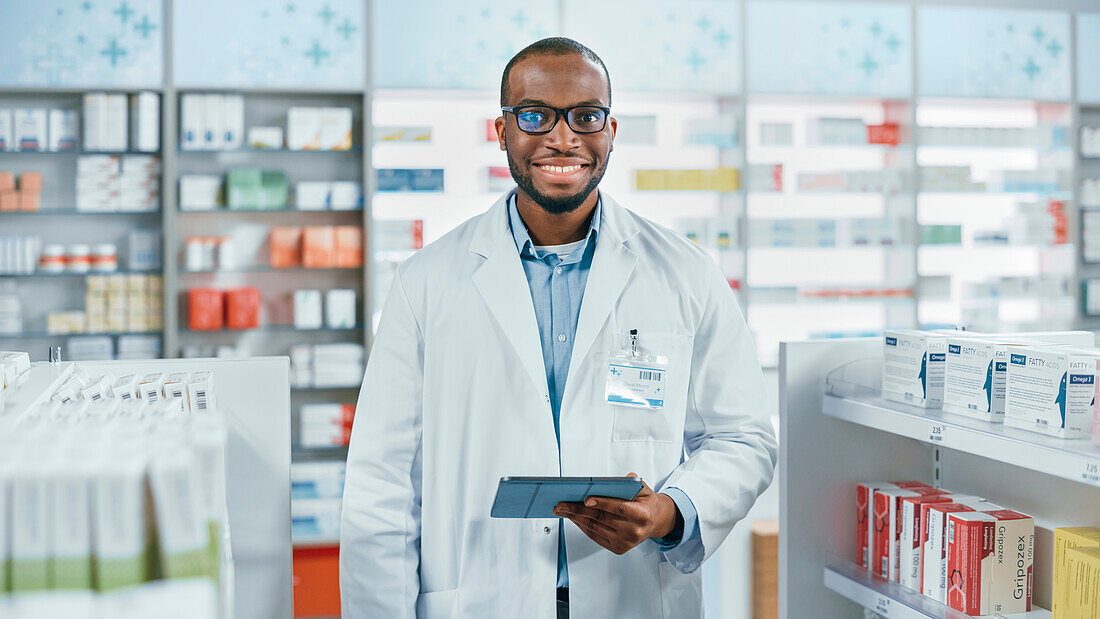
[506,146,609,215]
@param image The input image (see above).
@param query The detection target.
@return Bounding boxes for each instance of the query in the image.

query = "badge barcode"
[638,370,661,382]
[195,390,208,410]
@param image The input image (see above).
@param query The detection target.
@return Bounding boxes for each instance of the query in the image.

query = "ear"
[494,116,507,151]
[608,115,617,152]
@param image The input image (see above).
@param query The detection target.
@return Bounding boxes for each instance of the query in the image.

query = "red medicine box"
[225,287,261,330]
[188,288,224,331]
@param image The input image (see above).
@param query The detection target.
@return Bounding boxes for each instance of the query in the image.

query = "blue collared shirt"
[507,193,699,589]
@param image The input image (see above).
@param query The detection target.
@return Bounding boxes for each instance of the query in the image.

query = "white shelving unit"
[780,337,1100,619]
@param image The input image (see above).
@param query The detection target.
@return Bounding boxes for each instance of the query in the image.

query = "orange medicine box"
[225,287,261,329]
[18,171,42,192]
[334,226,362,267]
[303,226,336,268]
[270,226,302,268]
[188,288,224,331]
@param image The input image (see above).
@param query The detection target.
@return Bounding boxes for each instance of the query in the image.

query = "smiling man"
[340,38,777,619]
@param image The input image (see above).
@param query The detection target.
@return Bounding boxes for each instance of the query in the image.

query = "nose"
[543,113,583,152]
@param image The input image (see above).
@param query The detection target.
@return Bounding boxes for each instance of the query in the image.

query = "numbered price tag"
[1084,460,1100,487]
[928,424,946,444]
[874,596,891,615]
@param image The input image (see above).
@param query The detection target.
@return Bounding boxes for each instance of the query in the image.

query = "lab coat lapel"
[566,194,639,389]
[470,193,549,400]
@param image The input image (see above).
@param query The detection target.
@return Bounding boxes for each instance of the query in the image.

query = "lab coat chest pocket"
[603,332,694,443]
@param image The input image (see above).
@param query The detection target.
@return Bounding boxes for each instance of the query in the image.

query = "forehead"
[507,53,609,107]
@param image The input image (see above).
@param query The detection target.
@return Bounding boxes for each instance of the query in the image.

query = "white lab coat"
[340,191,777,618]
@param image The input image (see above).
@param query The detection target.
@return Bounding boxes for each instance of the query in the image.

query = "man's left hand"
[552,473,679,555]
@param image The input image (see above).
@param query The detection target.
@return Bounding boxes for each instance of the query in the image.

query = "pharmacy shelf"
[0,149,161,155]
[291,386,360,393]
[292,445,349,458]
[180,266,363,274]
[178,147,363,154]
[0,209,160,216]
[0,331,162,339]
[0,270,159,278]
[182,324,363,334]
[823,561,1051,619]
[821,393,1100,488]
[177,207,363,214]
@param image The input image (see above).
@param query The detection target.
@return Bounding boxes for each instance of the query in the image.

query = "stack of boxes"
[634,167,740,192]
[77,155,161,212]
[855,481,1035,616]
[376,168,445,193]
[291,462,346,543]
[179,94,245,151]
[0,171,42,212]
[289,344,365,389]
[292,289,357,330]
[299,403,355,448]
[294,181,362,210]
[82,274,163,334]
[187,287,261,331]
[269,226,362,269]
[884,329,1100,443]
[225,168,288,210]
[82,92,159,152]
[0,108,77,152]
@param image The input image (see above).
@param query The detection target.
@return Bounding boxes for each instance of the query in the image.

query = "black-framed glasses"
[501,105,610,134]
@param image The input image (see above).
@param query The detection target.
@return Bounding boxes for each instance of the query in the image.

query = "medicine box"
[48,109,78,151]
[1064,546,1100,618]
[871,486,949,581]
[883,330,948,408]
[946,510,1034,616]
[1005,346,1100,438]
[0,109,12,151]
[1053,527,1100,616]
[943,332,1094,422]
[14,109,47,151]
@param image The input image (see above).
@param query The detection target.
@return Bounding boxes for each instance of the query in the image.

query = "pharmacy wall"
[3,1,1100,618]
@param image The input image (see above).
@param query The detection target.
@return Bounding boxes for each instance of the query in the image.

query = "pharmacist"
[340,37,777,619]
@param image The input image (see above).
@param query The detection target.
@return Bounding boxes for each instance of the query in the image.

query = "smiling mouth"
[532,162,589,181]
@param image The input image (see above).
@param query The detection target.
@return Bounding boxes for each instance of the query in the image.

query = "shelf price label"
[1084,460,1100,487]
[928,424,946,444]
[874,596,891,615]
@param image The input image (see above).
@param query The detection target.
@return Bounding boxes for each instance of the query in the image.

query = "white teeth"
[542,165,581,173]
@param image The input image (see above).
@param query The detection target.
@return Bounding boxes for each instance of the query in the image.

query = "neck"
[514,189,599,246]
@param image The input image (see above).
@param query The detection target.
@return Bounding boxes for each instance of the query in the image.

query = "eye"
[518,111,547,125]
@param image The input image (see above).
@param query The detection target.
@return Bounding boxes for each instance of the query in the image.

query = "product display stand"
[0,357,292,619]
[779,338,1100,619]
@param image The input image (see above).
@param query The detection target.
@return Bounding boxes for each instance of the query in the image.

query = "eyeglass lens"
[515,107,607,134]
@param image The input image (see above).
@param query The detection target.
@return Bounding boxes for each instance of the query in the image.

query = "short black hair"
[500,37,611,107]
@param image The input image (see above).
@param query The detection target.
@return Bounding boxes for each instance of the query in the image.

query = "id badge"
[605,330,669,410]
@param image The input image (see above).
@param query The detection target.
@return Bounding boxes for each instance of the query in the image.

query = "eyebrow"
[513,98,608,107]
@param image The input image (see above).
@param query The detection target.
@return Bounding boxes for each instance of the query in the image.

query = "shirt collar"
[508,192,601,260]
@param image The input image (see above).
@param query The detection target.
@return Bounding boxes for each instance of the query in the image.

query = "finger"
[584,496,638,519]
[563,504,631,527]
[571,518,627,555]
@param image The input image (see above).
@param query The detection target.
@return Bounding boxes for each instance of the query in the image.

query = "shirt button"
[557,333,567,342]
[556,267,563,275]
[544,526,552,534]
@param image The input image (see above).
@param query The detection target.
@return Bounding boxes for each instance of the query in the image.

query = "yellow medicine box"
[1055,528,1100,617]
[1065,546,1100,619]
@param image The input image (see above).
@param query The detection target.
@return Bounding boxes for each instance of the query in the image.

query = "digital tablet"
[490,476,644,519]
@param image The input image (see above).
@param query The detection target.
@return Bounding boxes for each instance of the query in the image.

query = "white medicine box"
[1005,346,1099,439]
[882,330,947,408]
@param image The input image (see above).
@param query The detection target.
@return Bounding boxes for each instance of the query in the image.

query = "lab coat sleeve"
[340,274,424,617]
[658,262,778,574]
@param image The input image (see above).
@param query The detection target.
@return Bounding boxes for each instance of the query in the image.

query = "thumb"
[627,472,653,495]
